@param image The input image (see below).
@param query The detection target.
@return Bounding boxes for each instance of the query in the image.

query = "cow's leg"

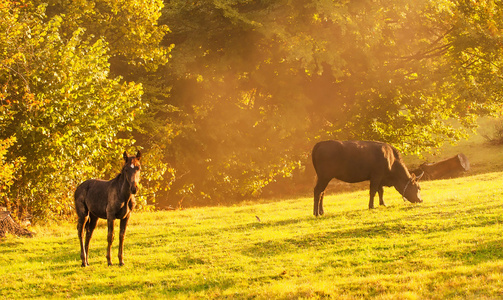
[77,215,89,267]
[118,216,130,266]
[314,178,330,216]
[369,181,379,209]
[83,214,98,266]
[106,218,115,266]
[378,186,385,207]
[319,191,325,216]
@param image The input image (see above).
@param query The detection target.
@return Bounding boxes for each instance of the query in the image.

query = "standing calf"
[74,151,141,266]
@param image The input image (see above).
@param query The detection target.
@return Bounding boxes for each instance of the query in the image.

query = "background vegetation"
[1,0,503,220]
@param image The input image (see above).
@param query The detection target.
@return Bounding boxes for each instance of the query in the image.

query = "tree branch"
[395,27,456,61]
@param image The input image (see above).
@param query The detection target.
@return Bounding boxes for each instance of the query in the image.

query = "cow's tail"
[311,142,321,176]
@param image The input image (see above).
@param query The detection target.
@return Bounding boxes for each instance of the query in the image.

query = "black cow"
[312,140,423,216]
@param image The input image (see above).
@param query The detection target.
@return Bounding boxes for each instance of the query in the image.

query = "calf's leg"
[106,218,115,266]
[83,214,98,266]
[118,216,130,266]
[77,215,89,267]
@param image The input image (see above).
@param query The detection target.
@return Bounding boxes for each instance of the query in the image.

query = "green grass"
[2,170,503,299]
[2,119,503,299]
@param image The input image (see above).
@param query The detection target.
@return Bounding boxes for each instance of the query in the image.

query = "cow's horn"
[416,171,424,181]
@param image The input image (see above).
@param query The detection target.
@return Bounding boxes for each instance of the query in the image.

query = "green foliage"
[153,0,503,206]
[483,121,503,144]
[35,0,175,212]
[0,137,24,205]
[0,1,148,220]
[1,0,503,215]
[42,0,172,71]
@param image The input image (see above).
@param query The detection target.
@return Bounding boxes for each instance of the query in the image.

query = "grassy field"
[1,171,503,299]
[1,119,503,299]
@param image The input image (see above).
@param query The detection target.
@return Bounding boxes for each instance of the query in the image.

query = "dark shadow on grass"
[241,225,407,258]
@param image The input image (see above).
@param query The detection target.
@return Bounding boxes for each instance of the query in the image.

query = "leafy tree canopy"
[0,0,164,220]
[1,0,502,217]
[154,0,503,206]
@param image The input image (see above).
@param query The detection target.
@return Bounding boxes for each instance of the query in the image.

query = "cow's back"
[312,140,396,183]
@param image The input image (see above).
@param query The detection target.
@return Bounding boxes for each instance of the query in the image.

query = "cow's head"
[402,172,423,203]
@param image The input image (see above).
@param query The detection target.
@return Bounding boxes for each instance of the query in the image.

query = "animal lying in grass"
[312,140,423,216]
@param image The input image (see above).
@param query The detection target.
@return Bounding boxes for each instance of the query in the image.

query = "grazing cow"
[74,151,141,267]
[312,140,423,216]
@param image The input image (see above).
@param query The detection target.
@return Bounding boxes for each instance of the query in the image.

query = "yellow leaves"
[0,0,152,220]
[0,136,24,198]
[313,13,322,23]
[237,89,256,110]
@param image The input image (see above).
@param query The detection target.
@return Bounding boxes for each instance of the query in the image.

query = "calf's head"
[123,150,141,194]
[402,172,423,203]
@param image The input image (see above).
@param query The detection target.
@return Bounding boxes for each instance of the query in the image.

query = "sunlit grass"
[1,170,503,299]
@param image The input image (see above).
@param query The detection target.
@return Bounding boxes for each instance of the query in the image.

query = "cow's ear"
[136,150,141,160]
[123,151,128,162]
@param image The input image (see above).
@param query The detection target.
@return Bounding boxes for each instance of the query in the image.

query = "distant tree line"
[1,0,502,221]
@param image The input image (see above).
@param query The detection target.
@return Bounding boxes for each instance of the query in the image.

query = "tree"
[38,0,175,209]
[42,0,171,72]
[0,1,144,220]
[151,0,503,207]
[2,0,502,215]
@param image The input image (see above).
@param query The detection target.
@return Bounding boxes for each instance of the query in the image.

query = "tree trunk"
[0,211,34,238]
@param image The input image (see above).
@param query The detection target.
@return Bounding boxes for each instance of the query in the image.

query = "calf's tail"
[74,181,90,217]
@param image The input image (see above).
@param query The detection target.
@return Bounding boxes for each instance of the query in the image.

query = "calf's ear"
[123,151,128,162]
[136,150,141,160]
